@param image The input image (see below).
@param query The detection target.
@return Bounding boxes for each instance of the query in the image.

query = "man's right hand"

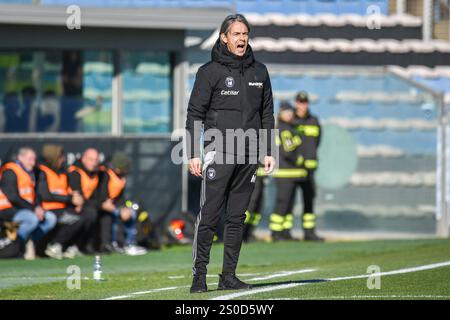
[71,191,84,207]
[189,157,202,177]
[34,206,45,221]
[102,199,116,213]
[120,207,133,222]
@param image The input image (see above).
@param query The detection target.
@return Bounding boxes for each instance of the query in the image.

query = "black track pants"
[247,176,264,213]
[192,160,258,276]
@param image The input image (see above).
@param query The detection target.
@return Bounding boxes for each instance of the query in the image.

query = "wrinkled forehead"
[83,149,99,160]
[20,149,36,158]
[227,21,249,34]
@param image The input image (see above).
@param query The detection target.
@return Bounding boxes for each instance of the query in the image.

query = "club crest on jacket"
[225,77,235,88]
[207,167,216,180]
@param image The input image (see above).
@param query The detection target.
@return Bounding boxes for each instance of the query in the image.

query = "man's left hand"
[264,156,276,174]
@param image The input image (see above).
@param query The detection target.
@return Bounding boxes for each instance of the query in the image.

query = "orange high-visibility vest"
[0,189,11,211]
[0,162,35,211]
[39,164,70,211]
[68,165,99,200]
[106,168,126,200]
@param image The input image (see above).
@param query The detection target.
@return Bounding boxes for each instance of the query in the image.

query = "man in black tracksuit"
[293,92,324,241]
[186,14,275,293]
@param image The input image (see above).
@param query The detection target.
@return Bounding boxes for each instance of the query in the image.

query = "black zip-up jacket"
[186,39,275,159]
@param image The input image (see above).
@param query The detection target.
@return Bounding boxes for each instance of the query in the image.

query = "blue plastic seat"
[236,0,262,14]
[309,0,338,15]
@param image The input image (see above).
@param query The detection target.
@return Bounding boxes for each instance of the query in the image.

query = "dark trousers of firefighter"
[192,162,258,276]
[273,177,316,230]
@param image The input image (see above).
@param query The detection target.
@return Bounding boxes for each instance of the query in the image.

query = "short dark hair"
[219,14,251,37]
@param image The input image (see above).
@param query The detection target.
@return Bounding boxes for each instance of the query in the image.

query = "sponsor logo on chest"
[248,81,263,89]
[222,76,239,95]
[221,90,239,96]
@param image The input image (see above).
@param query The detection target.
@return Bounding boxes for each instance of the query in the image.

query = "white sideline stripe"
[103,283,219,300]
[104,286,189,300]
[246,269,316,281]
[269,295,450,300]
[102,269,315,300]
[211,260,450,300]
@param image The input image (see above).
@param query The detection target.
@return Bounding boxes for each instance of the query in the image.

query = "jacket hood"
[211,39,255,73]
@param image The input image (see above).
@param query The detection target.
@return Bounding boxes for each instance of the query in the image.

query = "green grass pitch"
[1,238,449,300]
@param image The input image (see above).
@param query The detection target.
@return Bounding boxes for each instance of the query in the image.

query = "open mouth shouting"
[235,42,247,56]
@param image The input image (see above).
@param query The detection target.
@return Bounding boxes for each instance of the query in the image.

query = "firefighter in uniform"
[186,14,275,293]
[0,147,57,258]
[37,144,85,259]
[269,102,307,241]
[293,91,324,241]
[97,152,147,256]
[67,148,100,253]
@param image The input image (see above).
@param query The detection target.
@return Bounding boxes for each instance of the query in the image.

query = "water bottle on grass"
[93,255,103,281]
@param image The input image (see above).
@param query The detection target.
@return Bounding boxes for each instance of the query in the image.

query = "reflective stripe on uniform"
[269,223,284,231]
[245,211,261,226]
[257,167,266,177]
[282,214,294,230]
[269,213,285,231]
[252,213,262,226]
[303,213,316,229]
[257,168,308,178]
[272,169,308,178]
[280,130,300,152]
[270,213,284,223]
[297,125,320,137]
[305,160,318,169]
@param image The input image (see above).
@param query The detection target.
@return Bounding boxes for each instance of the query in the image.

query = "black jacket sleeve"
[260,68,275,156]
[67,171,82,195]
[185,66,213,159]
[114,190,125,208]
[37,171,72,204]
[0,169,36,211]
[97,172,109,205]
